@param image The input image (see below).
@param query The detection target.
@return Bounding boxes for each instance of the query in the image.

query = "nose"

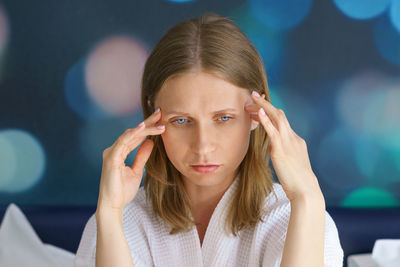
[191,122,217,156]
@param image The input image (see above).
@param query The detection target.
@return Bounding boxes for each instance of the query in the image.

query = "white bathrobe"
[74,174,344,267]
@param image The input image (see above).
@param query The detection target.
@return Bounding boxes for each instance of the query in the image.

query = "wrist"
[290,191,326,210]
[96,205,124,221]
[290,172,325,206]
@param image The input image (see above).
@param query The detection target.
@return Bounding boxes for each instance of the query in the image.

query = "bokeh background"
[0,0,399,208]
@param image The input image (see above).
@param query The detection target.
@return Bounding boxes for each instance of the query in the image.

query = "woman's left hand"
[244,90,324,203]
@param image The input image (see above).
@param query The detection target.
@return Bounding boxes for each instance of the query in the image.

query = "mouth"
[191,164,220,174]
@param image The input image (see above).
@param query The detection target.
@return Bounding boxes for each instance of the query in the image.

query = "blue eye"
[172,116,233,125]
[219,116,232,122]
[174,118,187,125]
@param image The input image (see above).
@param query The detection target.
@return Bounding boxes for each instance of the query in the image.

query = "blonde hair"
[141,13,277,236]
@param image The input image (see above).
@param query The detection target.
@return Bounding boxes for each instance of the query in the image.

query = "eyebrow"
[163,108,238,116]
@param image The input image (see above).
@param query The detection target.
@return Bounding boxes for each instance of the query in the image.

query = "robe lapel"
[201,174,240,266]
[166,223,204,267]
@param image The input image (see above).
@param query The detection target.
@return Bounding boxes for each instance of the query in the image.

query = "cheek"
[228,117,252,149]
[231,114,252,133]
[217,120,251,151]
[160,130,184,155]
[160,131,188,171]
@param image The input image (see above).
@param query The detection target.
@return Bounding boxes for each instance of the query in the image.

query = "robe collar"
[196,172,241,266]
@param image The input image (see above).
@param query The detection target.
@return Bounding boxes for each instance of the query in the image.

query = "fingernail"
[137,121,145,128]
[156,125,165,130]
[259,108,266,116]
[252,91,260,98]
[154,107,160,114]
[245,102,252,107]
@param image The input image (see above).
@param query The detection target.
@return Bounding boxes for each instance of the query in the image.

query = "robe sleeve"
[262,204,344,267]
[323,211,344,267]
[74,213,97,267]
[74,207,154,267]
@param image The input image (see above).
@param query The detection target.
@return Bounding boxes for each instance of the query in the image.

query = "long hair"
[141,13,277,236]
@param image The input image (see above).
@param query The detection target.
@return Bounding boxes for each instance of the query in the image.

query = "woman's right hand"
[96,108,165,214]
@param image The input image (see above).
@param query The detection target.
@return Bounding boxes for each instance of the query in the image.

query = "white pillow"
[0,203,75,267]
[347,253,375,267]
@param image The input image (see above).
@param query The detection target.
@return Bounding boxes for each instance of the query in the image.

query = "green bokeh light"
[341,187,399,207]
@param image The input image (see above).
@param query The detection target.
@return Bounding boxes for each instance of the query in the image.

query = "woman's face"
[154,71,259,188]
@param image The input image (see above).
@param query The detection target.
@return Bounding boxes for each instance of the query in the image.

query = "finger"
[114,107,162,148]
[127,122,165,144]
[130,139,154,175]
[251,91,287,131]
[243,92,265,109]
[110,123,164,163]
[243,93,265,108]
[244,103,261,113]
[143,108,163,127]
[108,124,144,163]
[120,126,164,161]
[126,107,164,143]
[249,112,262,122]
[245,102,279,130]
[258,107,279,141]
[243,94,266,112]
[248,109,277,133]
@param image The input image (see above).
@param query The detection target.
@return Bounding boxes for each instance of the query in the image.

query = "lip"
[191,165,220,174]
[191,163,219,166]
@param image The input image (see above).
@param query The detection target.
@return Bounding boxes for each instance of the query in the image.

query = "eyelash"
[171,116,234,126]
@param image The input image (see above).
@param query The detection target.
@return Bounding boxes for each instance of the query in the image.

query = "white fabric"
[75,174,344,267]
[347,253,376,267]
[0,203,75,267]
[372,239,400,267]
[347,239,400,267]
[345,239,400,267]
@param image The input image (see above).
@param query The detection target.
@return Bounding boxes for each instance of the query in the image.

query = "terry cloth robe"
[74,173,344,267]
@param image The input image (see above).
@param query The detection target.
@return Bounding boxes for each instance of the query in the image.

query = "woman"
[74,13,343,267]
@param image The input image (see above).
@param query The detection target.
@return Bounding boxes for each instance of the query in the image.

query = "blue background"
[0,0,399,208]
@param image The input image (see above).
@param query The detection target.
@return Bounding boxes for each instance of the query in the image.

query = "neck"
[185,171,238,222]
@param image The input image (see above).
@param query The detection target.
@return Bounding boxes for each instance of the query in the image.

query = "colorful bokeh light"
[333,0,391,20]
[0,129,46,193]
[249,0,313,30]
[373,14,400,66]
[85,36,149,116]
[342,187,398,207]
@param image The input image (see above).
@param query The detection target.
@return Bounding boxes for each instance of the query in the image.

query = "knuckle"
[103,148,122,166]
[298,136,306,145]
[119,141,129,151]
[102,147,110,158]
[267,129,278,139]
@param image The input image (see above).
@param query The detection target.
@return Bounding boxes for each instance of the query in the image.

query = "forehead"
[154,71,249,109]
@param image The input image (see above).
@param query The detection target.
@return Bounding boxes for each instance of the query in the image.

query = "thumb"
[130,139,154,175]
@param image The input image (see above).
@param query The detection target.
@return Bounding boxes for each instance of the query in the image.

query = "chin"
[186,177,221,188]
[182,168,227,187]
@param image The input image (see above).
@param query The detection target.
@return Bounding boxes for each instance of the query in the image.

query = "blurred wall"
[0,0,399,207]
